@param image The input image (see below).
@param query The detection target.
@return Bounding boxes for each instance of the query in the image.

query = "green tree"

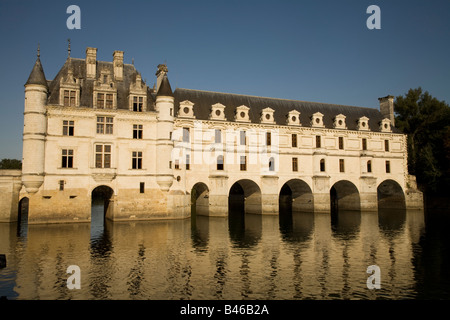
[394,87,450,194]
[0,158,22,169]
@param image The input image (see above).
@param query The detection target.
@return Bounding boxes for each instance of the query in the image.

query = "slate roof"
[46,58,156,111]
[173,88,394,132]
[31,54,393,132]
[25,57,48,89]
[156,74,173,97]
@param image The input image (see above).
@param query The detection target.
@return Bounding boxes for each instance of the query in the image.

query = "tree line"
[395,87,450,203]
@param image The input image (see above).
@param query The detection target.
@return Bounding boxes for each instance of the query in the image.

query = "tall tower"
[155,64,174,191]
[22,48,48,193]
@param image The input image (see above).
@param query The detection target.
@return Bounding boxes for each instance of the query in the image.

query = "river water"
[0,206,449,300]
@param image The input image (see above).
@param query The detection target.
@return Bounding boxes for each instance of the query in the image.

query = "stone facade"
[0,46,423,224]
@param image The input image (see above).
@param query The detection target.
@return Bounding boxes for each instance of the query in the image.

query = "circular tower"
[155,64,174,191]
[22,49,48,193]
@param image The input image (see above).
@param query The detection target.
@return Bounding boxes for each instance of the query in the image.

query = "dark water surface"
[1,206,449,300]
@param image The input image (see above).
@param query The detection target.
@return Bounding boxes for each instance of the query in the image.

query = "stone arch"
[279,179,314,214]
[91,185,114,224]
[191,182,210,216]
[330,180,360,212]
[377,179,406,210]
[228,179,262,215]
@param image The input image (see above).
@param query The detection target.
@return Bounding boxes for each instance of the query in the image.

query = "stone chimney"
[155,64,168,93]
[113,50,124,81]
[86,47,97,79]
[378,95,395,127]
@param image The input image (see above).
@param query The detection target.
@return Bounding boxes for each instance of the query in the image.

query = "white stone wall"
[15,99,421,223]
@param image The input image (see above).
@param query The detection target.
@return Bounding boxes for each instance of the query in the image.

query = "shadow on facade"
[377,179,406,210]
[17,197,29,238]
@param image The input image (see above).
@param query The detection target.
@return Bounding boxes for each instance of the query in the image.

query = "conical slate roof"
[157,74,173,97]
[25,57,48,89]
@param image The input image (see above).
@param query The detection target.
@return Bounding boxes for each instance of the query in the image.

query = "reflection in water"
[3,208,450,299]
[331,210,361,240]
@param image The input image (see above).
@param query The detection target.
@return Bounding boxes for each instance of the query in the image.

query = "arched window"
[269,157,275,171]
[217,155,224,171]
[367,160,372,173]
[320,159,325,172]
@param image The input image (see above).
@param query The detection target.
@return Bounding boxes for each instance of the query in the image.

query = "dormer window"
[357,116,370,131]
[96,93,114,109]
[311,112,324,127]
[261,107,275,124]
[333,114,347,129]
[59,69,80,107]
[210,103,227,121]
[178,100,195,118]
[380,118,392,133]
[93,69,117,109]
[235,105,250,122]
[63,90,76,107]
[132,96,144,112]
[287,110,301,126]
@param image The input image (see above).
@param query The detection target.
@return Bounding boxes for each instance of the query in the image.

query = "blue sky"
[0,0,449,160]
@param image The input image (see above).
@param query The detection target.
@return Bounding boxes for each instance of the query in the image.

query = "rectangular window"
[106,117,113,134]
[266,132,271,146]
[95,144,111,168]
[240,131,246,145]
[133,124,143,139]
[174,159,180,170]
[215,129,222,143]
[292,134,297,148]
[61,149,73,168]
[316,135,321,148]
[292,157,298,172]
[362,138,367,150]
[59,180,65,191]
[63,120,74,136]
[97,93,114,109]
[186,154,190,170]
[133,96,143,112]
[338,137,344,150]
[140,182,145,194]
[183,127,190,142]
[132,151,142,169]
[217,156,224,171]
[169,161,172,169]
[386,160,391,173]
[97,93,104,108]
[64,90,69,106]
[97,116,114,134]
[105,94,113,109]
[63,90,76,107]
[385,139,389,152]
[339,159,345,172]
[240,156,247,171]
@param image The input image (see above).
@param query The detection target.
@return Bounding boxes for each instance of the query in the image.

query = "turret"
[22,47,48,193]
[155,64,174,191]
